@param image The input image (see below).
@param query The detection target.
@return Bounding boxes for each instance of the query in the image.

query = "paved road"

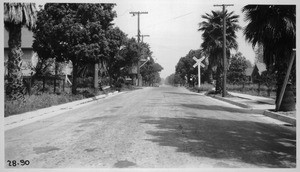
[5,86,296,168]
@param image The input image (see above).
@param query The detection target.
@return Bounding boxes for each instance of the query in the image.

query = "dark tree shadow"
[141,116,296,167]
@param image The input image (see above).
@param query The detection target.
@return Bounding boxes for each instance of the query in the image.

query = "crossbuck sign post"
[193,56,205,87]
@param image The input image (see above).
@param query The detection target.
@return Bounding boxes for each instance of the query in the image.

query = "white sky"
[113,0,256,78]
[13,0,298,78]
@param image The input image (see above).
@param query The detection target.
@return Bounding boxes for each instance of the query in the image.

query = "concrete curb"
[207,95,296,126]
[263,110,296,126]
[5,91,121,130]
[209,95,251,108]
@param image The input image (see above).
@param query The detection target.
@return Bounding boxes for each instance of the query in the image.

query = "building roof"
[4,27,34,48]
[245,67,254,76]
[255,62,267,75]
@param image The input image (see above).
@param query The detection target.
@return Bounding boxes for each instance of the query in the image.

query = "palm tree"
[4,3,37,100]
[243,5,296,111]
[198,10,240,93]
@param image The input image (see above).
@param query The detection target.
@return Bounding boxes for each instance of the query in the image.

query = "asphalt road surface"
[5,85,296,168]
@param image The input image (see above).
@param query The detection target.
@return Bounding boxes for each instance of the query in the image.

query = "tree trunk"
[106,69,113,87]
[267,85,272,97]
[215,66,222,94]
[54,61,58,93]
[62,76,65,92]
[257,82,261,96]
[43,76,45,92]
[207,64,213,84]
[72,62,78,94]
[94,63,99,92]
[187,74,191,87]
[6,24,25,100]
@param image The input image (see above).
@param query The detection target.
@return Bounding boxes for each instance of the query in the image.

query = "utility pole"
[276,49,296,111]
[129,11,148,86]
[214,4,233,97]
[141,34,150,42]
[129,11,148,43]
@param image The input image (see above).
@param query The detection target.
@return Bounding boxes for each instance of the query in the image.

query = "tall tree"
[104,27,127,85]
[33,3,116,94]
[227,52,248,84]
[243,5,296,111]
[175,56,196,86]
[165,73,184,86]
[175,50,204,86]
[117,38,143,80]
[198,10,240,93]
[140,57,163,86]
[4,3,37,100]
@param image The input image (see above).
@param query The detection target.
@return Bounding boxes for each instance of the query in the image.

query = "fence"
[23,74,72,95]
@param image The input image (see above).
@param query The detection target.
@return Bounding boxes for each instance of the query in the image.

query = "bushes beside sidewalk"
[226,84,276,98]
[5,93,84,117]
[4,83,138,117]
[188,83,276,99]
[4,88,106,117]
[4,87,116,117]
[187,83,214,93]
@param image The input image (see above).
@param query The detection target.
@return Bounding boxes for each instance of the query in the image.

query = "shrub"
[4,93,85,117]
[192,83,214,92]
[77,77,93,88]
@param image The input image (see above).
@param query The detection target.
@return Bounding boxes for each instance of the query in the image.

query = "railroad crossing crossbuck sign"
[193,56,205,87]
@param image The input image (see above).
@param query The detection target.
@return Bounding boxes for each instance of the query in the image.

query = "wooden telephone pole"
[141,34,150,43]
[129,11,148,43]
[214,4,233,97]
[129,11,148,86]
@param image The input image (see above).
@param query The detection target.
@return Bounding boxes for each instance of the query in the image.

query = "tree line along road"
[5,85,296,168]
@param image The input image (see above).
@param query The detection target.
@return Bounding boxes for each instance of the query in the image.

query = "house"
[4,27,37,76]
[245,67,254,82]
[251,62,267,83]
[4,27,72,76]
[244,61,267,83]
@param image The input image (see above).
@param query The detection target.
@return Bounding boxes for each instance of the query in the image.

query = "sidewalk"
[229,92,275,105]
[228,92,275,110]
[207,91,296,126]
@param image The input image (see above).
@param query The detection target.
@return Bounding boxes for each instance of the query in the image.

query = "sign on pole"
[193,56,205,87]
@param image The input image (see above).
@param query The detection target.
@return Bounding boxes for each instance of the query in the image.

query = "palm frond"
[198,9,240,66]
[242,5,295,67]
[4,3,37,29]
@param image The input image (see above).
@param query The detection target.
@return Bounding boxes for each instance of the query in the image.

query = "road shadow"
[141,116,296,167]
[164,92,204,97]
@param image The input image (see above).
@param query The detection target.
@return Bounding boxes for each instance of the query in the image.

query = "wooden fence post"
[29,73,32,95]
[43,76,45,92]
[62,75,65,92]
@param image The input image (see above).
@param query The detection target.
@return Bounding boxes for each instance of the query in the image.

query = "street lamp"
[139,56,150,68]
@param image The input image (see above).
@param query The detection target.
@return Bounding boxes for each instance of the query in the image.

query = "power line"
[118,9,131,17]
[145,11,195,29]
[173,12,194,20]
